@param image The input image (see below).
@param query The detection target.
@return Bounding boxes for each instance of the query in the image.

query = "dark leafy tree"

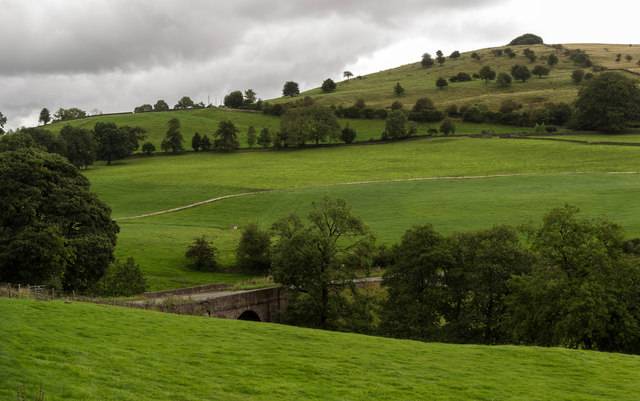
[509,33,544,45]
[213,120,240,151]
[0,149,118,291]
[134,104,153,113]
[471,52,481,61]
[200,134,211,151]
[440,119,456,135]
[504,48,516,59]
[383,110,409,140]
[95,258,146,296]
[547,53,559,67]
[0,111,6,134]
[436,77,448,90]
[244,89,257,105]
[436,50,446,65]
[224,91,244,108]
[154,99,170,111]
[478,66,497,83]
[523,48,537,63]
[191,132,202,151]
[421,53,435,68]
[532,65,550,78]
[39,108,51,125]
[511,65,531,82]
[257,128,272,148]
[60,125,96,168]
[247,126,257,148]
[390,101,403,110]
[18,127,66,156]
[185,236,217,271]
[141,142,155,155]
[496,72,513,88]
[271,197,374,329]
[161,118,184,153]
[283,81,300,97]
[340,126,357,144]
[321,78,337,93]
[394,82,405,97]
[94,122,134,165]
[53,108,87,122]
[343,71,354,80]
[450,50,461,59]
[236,224,271,274]
[574,72,640,132]
[572,69,585,84]
[280,105,340,146]
[175,96,195,109]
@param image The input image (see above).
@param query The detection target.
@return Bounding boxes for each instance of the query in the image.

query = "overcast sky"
[1,0,638,129]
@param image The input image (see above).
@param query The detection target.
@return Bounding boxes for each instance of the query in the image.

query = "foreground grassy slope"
[279,44,640,110]
[2,299,639,401]
[79,137,640,290]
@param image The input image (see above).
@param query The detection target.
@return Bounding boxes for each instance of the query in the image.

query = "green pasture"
[1,299,639,401]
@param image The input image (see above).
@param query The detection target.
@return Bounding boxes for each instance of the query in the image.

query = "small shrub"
[141,142,155,156]
[341,126,357,144]
[440,119,456,135]
[185,236,218,271]
[95,258,146,297]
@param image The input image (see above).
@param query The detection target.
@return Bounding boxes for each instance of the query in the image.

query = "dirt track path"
[116,171,639,221]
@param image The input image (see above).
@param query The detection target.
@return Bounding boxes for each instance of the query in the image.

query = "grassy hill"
[276,43,640,110]
[2,298,639,401]
[81,136,640,290]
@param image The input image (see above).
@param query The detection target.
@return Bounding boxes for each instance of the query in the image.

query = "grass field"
[275,44,640,111]
[2,298,639,401]
[76,137,640,290]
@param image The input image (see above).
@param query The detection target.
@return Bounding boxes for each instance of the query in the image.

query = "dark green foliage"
[511,65,531,82]
[390,101,403,110]
[504,48,516,59]
[436,50,445,65]
[436,77,448,89]
[39,108,51,125]
[394,82,405,96]
[567,49,593,67]
[439,119,455,135]
[94,122,136,165]
[154,99,170,112]
[185,236,217,271]
[191,132,202,151]
[280,105,340,146]
[449,72,472,82]
[213,120,240,151]
[246,126,257,148]
[271,198,373,329]
[283,81,300,97]
[224,91,244,108]
[421,53,434,68]
[462,104,488,123]
[257,128,272,148]
[236,224,271,274]
[383,110,409,140]
[449,50,461,59]
[532,65,550,78]
[53,108,87,122]
[523,48,537,63]
[244,89,257,105]
[141,142,155,155]
[478,66,496,83]
[200,134,211,151]
[0,149,118,291]
[60,125,96,168]
[509,33,544,45]
[161,118,184,153]
[95,258,146,296]
[0,111,6,134]
[409,97,443,122]
[321,78,337,93]
[471,52,481,61]
[134,104,153,113]
[340,126,357,144]
[175,96,195,109]
[574,72,640,132]
[500,99,522,114]
[496,72,512,88]
[20,127,67,156]
[445,104,459,117]
[572,69,585,84]
[547,53,559,67]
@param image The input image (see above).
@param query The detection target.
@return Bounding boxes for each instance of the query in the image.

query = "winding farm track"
[116,171,640,221]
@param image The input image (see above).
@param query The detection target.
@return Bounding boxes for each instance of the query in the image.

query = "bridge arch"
[237,309,261,321]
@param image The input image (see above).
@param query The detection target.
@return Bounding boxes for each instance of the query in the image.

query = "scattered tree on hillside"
[523,48,537,63]
[244,89,257,105]
[283,81,300,97]
[200,134,211,151]
[322,78,337,93]
[532,65,550,78]
[53,108,87,122]
[626,54,633,62]
[154,99,170,112]
[60,125,96,169]
[436,50,446,65]
[280,105,340,146]
[340,125,357,144]
[161,118,184,153]
[511,65,531,82]
[236,224,271,274]
[383,110,409,140]
[496,72,512,88]
[175,96,195,109]
[247,126,257,148]
[509,33,544,46]
[394,82,405,97]
[440,119,456,135]
[547,53,559,67]
[39,108,51,125]
[185,236,217,271]
[142,142,155,155]
[213,120,240,151]
[95,258,146,296]
[574,72,640,132]
[257,128,272,148]
[499,99,522,114]
[94,122,138,165]
[0,149,118,291]
[471,52,481,61]
[134,104,153,113]
[436,77,448,90]
[572,69,585,84]
[271,197,374,329]
[479,66,497,84]
[504,48,516,59]
[450,50,461,59]
[421,53,435,68]
[191,132,202,151]
[390,101,404,110]
[224,91,244,108]
[343,71,354,80]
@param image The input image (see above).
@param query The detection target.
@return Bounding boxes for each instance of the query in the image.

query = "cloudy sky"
[1,0,638,129]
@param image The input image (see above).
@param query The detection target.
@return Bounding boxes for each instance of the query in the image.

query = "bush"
[462,104,487,123]
[341,126,357,144]
[95,258,146,296]
[445,104,459,117]
[572,69,585,84]
[141,142,155,155]
[236,224,271,274]
[440,119,456,135]
[185,236,218,271]
[496,72,512,88]
[383,110,409,140]
[449,72,472,83]
[509,33,543,45]
[321,78,337,93]
[390,101,403,110]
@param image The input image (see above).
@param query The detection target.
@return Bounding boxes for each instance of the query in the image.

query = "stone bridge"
[133,277,381,323]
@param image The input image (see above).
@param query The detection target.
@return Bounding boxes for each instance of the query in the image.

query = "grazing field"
[276,44,640,110]
[2,298,639,401]
[78,137,640,290]
[45,107,536,150]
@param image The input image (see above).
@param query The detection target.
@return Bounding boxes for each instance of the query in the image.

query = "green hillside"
[81,136,640,290]
[2,298,639,401]
[277,43,640,110]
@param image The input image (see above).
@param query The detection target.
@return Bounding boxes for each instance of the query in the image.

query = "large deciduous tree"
[280,105,340,146]
[213,120,240,151]
[282,81,300,97]
[39,108,51,125]
[60,125,96,169]
[161,118,184,153]
[94,122,134,165]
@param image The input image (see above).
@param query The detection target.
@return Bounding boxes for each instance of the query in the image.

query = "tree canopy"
[509,33,543,45]
[280,105,340,146]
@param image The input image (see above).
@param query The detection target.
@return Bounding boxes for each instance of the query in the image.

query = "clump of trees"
[53,107,87,122]
[283,81,300,97]
[280,104,340,146]
[161,118,184,153]
[509,33,544,45]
